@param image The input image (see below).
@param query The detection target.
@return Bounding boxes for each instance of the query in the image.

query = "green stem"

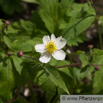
[23,55,39,61]
[0,39,5,51]
[0,32,5,51]
[96,17,102,49]
[68,54,72,64]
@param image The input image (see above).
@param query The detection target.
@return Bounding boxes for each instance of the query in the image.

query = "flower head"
[35,34,66,63]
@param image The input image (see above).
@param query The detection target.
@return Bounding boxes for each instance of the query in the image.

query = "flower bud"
[95,67,99,71]
[5,20,11,25]
[7,52,12,56]
[88,44,93,49]
[17,51,23,58]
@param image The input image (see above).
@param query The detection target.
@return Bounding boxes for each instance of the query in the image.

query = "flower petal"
[43,35,50,45]
[51,34,56,41]
[39,53,51,63]
[55,37,66,49]
[35,44,46,53]
[52,50,66,60]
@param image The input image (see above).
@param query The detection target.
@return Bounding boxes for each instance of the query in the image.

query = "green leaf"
[74,66,94,81]
[80,65,94,77]
[60,3,95,40]
[60,0,74,8]
[12,39,41,52]
[22,0,39,4]
[20,20,34,32]
[75,50,82,55]
[11,56,23,74]
[58,68,75,93]
[37,71,56,103]
[50,58,76,90]
[93,66,103,93]
[79,53,87,61]
[72,3,95,15]
[43,64,70,94]
[31,11,47,32]
[92,49,103,64]
[61,15,95,38]
[82,60,89,68]
[4,25,19,34]
[66,33,87,46]
[12,19,35,36]
[3,35,12,49]
[0,20,4,31]
[99,16,103,26]
[49,58,73,78]
[22,60,41,84]
[39,0,58,33]
[92,49,103,93]
[0,58,15,101]
[78,53,90,69]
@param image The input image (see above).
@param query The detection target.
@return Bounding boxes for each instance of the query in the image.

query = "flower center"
[45,41,58,54]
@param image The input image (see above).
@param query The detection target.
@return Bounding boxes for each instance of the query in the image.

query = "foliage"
[0,0,23,15]
[0,0,103,103]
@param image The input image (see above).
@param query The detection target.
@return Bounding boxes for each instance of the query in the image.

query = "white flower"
[35,34,66,63]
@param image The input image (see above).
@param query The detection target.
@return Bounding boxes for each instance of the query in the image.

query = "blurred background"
[1,0,103,21]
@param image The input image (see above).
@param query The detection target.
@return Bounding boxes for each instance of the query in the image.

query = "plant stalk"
[56,63,103,68]
[96,17,103,49]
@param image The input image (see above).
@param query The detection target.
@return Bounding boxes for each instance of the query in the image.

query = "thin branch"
[87,49,92,61]
[56,63,82,68]
[96,17,103,50]
[23,55,39,61]
[56,63,103,68]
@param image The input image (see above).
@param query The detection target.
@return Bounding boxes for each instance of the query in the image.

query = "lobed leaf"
[43,64,70,94]
[3,35,12,49]
[37,71,56,103]
[92,49,103,93]
[39,0,59,34]
[11,56,23,74]
[61,16,95,38]
[99,16,103,26]
[0,58,15,101]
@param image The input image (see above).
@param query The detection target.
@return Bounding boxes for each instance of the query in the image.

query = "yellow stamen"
[45,41,58,54]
